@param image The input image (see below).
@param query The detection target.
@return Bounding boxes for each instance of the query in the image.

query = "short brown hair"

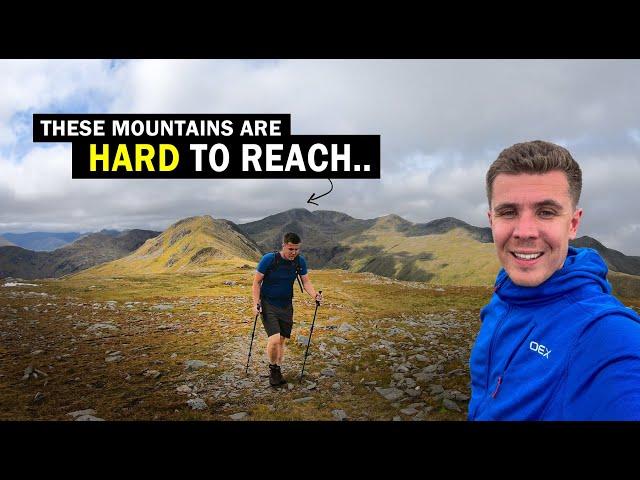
[486,140,582,208]
[283,232,301,244]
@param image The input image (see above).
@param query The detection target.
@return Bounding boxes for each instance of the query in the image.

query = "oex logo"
[529,341,551,359]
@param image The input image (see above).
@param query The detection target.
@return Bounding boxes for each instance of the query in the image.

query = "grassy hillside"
[80,216,262,277]
[239,210,499,285]
[3,262,637,421]
[0,266,491,421]
[609,271,640,301]
[336,221,501,286]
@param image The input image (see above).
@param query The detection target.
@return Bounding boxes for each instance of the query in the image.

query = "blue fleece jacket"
[468,247,640,420]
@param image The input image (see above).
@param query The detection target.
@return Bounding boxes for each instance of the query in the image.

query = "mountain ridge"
[0,229,160,279]
[78,215,262,276]
[3,209,638,293]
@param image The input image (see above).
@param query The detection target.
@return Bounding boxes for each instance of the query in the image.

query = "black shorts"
[261,300,294,338]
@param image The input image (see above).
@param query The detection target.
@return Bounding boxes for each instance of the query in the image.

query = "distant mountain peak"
[382,213,407,221]
[312,210,358,226]
[0,235,16,247]
[314,209,354,217]
[284,208,316,220]
[98,228,120,236]
[374,214,412,229]
[423,217,470,228]
[572,235,603,247]
[170,215,214,229]
[407,216,493,243]
[80,214,263,276]
[571,236,640,276]
[168,215,247,235]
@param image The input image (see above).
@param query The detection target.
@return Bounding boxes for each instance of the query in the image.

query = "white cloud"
[0,60,119,146]
[0,59,639,255]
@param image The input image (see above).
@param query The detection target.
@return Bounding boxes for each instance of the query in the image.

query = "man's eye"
[538,210,556,218]
[496,210,516,218]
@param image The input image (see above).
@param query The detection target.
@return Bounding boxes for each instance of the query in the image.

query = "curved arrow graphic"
[307,179,334,206]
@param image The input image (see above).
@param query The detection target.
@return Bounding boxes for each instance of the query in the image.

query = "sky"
[0,59,639,255]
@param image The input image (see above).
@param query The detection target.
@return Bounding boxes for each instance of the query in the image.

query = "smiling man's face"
[489,170,583,287]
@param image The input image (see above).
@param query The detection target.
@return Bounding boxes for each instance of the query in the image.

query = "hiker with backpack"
[251,232,323,387]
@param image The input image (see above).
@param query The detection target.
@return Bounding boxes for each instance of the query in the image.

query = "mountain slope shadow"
[328,245,435,282]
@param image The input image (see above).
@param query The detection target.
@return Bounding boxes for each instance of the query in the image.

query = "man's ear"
[487,209,493,228]
[569,207,583,240]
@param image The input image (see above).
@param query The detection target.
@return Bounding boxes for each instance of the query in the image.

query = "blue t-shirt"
[257,252,308,308]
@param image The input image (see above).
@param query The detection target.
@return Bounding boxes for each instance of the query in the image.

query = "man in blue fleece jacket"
[469,140,640,420]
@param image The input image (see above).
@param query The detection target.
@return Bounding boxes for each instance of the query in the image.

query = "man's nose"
[513,212,539,239]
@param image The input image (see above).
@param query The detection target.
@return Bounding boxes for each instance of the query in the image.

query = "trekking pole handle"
[316,290,323,306]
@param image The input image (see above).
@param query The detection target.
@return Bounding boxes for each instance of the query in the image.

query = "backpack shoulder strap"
[264,251,280,278]
[294,255,304,292]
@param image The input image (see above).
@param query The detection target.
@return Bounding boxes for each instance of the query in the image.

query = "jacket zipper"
[494,275,508,293]
[490,322,537,399]
[470,305,511,419]
[484,274,509,390]
[485,305,511,391]
[491,376,502,398]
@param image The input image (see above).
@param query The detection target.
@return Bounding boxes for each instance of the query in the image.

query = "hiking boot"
[269,364,281,387]
[275,365,287,385]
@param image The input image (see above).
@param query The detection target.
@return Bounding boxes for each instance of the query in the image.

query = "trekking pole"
[245,305,261,375]
[299,290,322,382]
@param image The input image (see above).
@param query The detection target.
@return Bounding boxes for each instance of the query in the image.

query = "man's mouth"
[511,251,544,260]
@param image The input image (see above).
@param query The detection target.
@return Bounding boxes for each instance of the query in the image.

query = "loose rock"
[332,409,348,421]
[187,398,208,410]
